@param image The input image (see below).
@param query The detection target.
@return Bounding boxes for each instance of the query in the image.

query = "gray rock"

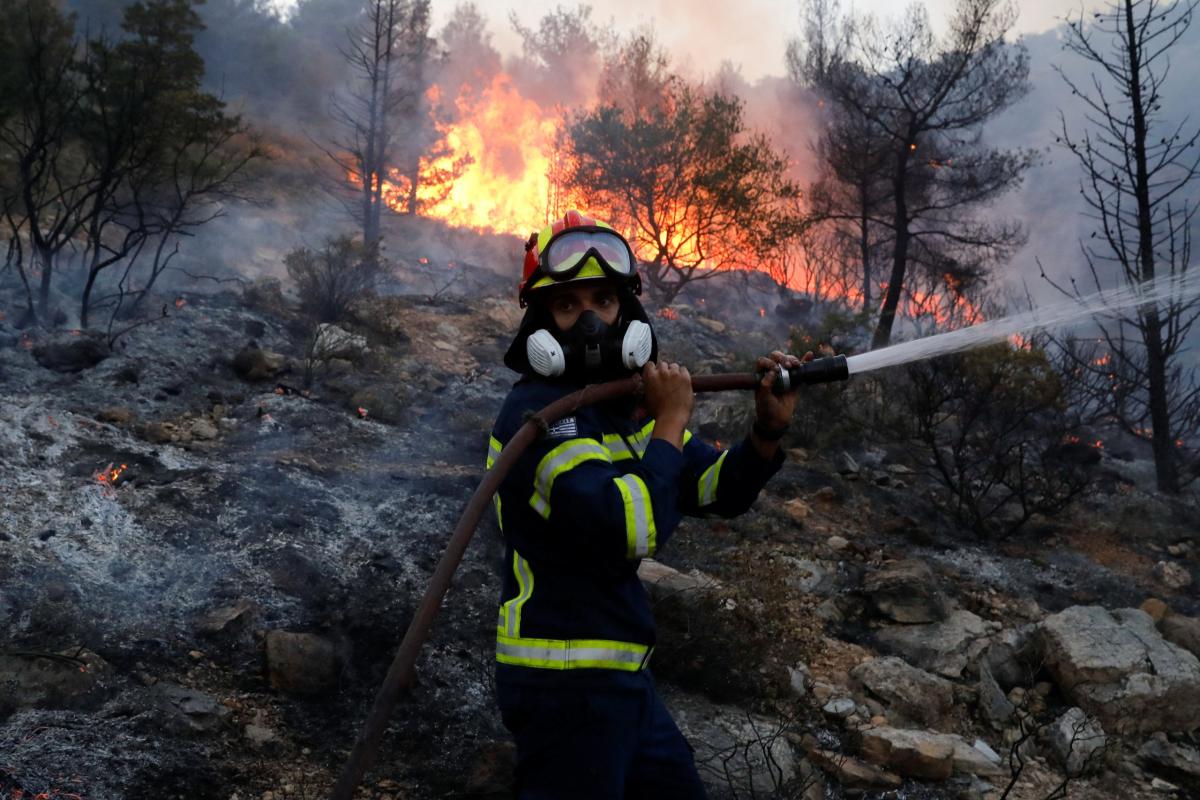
[32,333,109,373]
[1038,606,1200,733]
[155,683,231,735]
[860,727,1004,781]
[670,692,800,797]
[850,656,955,726]
[862,559,949,624]
[808,748,901,790]
[875,609,993,678]
[638,559,720,605]
[859,727,955,781]
[264,631,340,696]
[786,558,837,596]
[787,662,813,697]
[0,649,113,718]
[980,625,1039,689]
[836,451,860,475]
[823,697,857,718]
[978,660,1016,729]
[1045,707,1107,776]
[1160,614,1200,660]
[1139,733,1200,783]
[1154,561,1193,590]
[196,600,258,638]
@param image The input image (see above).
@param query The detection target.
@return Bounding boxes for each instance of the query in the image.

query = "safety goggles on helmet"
[520,226,641,306]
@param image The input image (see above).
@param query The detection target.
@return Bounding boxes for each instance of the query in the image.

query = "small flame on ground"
[1092,440,1104,450]
[96,463,128,487]
[274,387,285,396]
[758,308,766,317]
[357,406,369,419]
[657,307,679,321]
[174,297,186,310]
[1064,435,1081,444]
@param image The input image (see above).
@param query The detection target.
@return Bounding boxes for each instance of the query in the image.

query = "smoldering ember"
[2,0,1200,798]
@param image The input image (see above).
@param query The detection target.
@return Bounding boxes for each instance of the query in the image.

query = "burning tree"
[325,0,464,240]
[1047,0,1200,494]
[565,32,806,305]
[796,0,1034,347]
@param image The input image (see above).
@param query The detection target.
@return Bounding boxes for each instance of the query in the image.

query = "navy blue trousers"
[497,670,707,799]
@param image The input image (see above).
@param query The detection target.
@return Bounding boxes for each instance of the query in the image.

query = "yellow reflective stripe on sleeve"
[486,435,504,529]
[499,552,534,638]
[529,438,610,516]
[698,450,728,507]
[613,474,657,558]
[496,634,650,671]
[603,422,692,461]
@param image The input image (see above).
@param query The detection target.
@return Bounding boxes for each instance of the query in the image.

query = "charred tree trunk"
[1125,0,1178,493]
[873,144,912,349]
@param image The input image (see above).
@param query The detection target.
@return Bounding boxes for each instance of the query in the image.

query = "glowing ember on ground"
[657,307,679,321]
[95,462,128,487]
[275,387,285,396]
[758,308,766,317]
[1092,440,1104,449]
[357,406,369,419]
[174,297,186,309]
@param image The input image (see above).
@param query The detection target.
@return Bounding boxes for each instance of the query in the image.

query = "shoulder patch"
[546,416,579,439]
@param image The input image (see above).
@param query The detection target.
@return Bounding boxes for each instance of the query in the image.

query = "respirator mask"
[526,310,654,380]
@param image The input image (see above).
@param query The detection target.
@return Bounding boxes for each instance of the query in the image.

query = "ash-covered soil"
[1,273,1198,800]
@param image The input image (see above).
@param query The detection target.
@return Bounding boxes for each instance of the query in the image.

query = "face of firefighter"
[544,280,620,333]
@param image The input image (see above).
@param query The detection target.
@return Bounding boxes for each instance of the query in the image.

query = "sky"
[441,0,1107,81]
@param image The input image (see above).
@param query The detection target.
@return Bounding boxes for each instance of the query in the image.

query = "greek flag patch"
[546,416,579,438]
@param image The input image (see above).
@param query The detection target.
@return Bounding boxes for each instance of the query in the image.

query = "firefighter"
[488,210,804,798]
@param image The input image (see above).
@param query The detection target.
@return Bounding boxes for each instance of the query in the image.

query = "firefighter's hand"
[644,361,693,451]
[755,351,813,432]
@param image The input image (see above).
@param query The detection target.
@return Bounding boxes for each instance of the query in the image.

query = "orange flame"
[657,307,679,321]
[175,297,186,310]
[96,462,128,487]
[357,406,369,419]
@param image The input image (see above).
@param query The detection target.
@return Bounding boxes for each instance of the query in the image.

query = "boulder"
[638,559,720,604]
[850,656,955,726]
[978,660,1016,729]
[155,683,231,735]
[196,600,258,638]
[862,559,949,624]
[264,631,339,696]
[860,727,1004,781]
[807,748,901,790]
[1139,733,1200,784]
[1160,614,1200,660]
[875,609,994,678]
[670,693,801,797]
[859,727,955,781]
[231,346,287,381]
[1155,561,1193,590]
[980,624,1040,689]
[0,649,113,718]
[1038,606,1200,733]
[785,558,837,596]
[313,323,369,360]
[1044,708,1106,776]
[32,333,109,373]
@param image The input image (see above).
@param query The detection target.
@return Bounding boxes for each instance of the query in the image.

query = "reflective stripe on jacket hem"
[495,634,652,671]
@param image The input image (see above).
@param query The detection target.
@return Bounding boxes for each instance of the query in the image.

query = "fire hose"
[330,355,849,800]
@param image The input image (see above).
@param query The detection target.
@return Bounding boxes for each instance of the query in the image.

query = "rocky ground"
[0,267,1198,800]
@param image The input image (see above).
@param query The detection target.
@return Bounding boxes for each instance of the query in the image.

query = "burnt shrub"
[284,235,386,324]
[652,550,824,705]
[884,344,1095,537]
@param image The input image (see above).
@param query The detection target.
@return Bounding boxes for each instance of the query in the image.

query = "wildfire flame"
[174,297,186,310]
[357,406,369,419]
[95,462,128,487]
[657,307,679,321]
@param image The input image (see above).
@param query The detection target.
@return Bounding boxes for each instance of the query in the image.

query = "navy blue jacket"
[488,377,783,684]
